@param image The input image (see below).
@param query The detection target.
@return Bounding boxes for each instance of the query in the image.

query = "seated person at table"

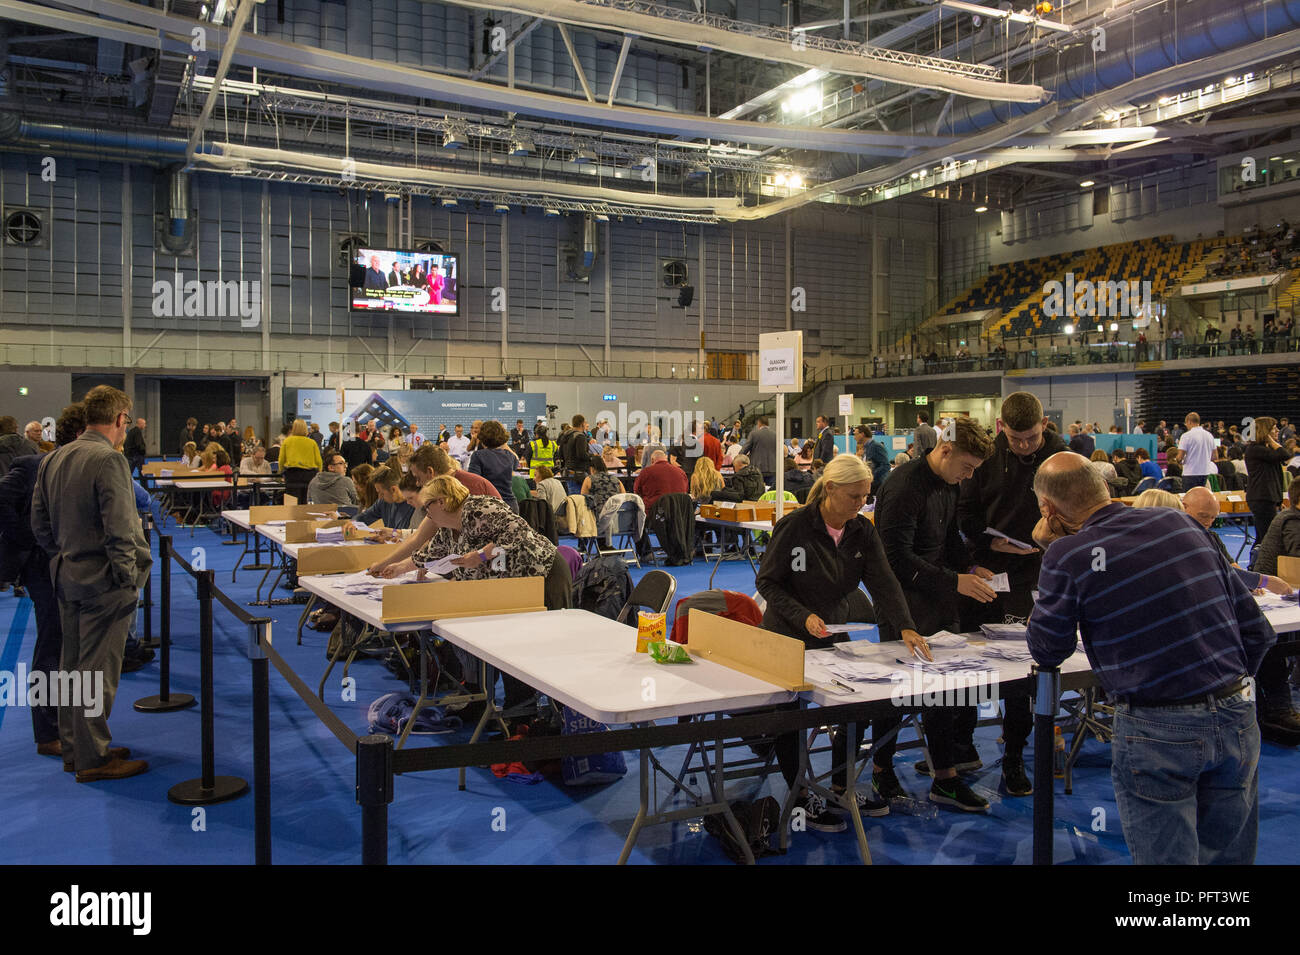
[1112,449,1141,488]
[240,446,272,475]
[1136,447,1162,481]
[1253,477,1300,577]
[308,452,359,507]
[1164,447,1183,478]
[601,445,623,470]
[689,456,725,504]
[467,420,520,512]
[351,463,376,509]
[723,437,742,464]
[728,453,765,501]
[781,456,814,495]
[1090,449,1118,484]
[581,456,624,516]
[180,441,201,469]
[398,472,423,511]
[410,444,500,498]
[356,465,415,530]
[794,441,815,470]
[530,465,568,514]
[370,475,573,725]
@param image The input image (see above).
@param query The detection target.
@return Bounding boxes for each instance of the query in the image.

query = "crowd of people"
[4,386,1300,869]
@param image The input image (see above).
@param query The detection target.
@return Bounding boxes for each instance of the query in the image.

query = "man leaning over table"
[1027,452,1274,864]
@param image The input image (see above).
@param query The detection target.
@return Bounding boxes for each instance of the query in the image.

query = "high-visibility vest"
[530,439,556,470]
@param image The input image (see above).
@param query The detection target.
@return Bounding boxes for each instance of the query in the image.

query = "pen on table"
[829,677,856,692]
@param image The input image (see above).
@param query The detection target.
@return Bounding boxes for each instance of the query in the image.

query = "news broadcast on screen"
[349,248,459,314]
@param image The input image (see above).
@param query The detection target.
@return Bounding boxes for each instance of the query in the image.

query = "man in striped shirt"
[1026,452,1275,864]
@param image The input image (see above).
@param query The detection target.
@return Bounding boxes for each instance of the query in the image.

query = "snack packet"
[636,611,666,653]
[648,640,692,664]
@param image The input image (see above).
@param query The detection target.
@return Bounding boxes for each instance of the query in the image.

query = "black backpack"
[571,555,631,620]
[703,796,783,864]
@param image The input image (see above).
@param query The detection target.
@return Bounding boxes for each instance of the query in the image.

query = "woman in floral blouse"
[371,474,572,719]
[372,474,571,610]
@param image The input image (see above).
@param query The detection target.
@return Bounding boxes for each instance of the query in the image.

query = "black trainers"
[1001,755,1033,796]
[929,776,990,812]
[831,786,890,818]
[872,764,907,800]
[914,753,983,776]
[797,792,847,832]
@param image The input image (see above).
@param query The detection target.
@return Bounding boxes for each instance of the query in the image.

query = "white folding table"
[693,515,772,585]
[431,608,795,863]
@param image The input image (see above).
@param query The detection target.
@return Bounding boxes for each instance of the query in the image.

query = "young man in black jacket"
[956,392,1066,795]
[875,415,998,811]
[558,414,591,490]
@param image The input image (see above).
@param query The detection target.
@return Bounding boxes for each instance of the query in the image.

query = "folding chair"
[599,500,643,568]
[615,569,678,623]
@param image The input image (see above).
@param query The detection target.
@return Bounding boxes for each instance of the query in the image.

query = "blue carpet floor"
[0,519,1295,865]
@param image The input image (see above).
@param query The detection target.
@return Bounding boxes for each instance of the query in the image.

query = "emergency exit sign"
[914,395,928,405]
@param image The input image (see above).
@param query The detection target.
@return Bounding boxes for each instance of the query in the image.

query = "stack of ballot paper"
[821,659,900,684]
[895,654,989,674]
[315,525,345,543]
[926,630,969,648]
[980,623,1028,640]
[981,643,1035,662]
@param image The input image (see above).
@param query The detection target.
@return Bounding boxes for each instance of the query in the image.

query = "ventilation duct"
[157,165,194,255]
[938,0,1300,135]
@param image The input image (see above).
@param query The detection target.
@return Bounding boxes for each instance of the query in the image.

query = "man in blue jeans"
[1026,452,1275,864]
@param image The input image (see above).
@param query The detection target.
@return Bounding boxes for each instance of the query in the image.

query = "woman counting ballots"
[369,474,573,713]
[756,453,927,832]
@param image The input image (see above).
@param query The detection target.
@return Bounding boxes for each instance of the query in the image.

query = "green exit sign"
[914,395,928,405]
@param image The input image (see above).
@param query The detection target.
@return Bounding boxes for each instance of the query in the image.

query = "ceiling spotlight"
[1096,324,1104,333]
[594,213,610,222]
[441,197,458,208]
[443,129,467,149]
[774,173,787,186]
[508,137,534,157]
[573,148,597,164]
[1080,180,1095,188]
[1158,96,1172,106]
[686,164,709,180]
[975,205,988,213]
[493,203,510,214]
[543,207,561,218]
[1109,322,1119,332]
[1064,324,1075,335]
[787,173,803,189]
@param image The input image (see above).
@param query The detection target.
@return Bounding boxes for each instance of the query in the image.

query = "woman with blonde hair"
[278,417,323,503]
[756,453,923,824]
[180,441,200,469]
[372,474,572,719]
[242,425,261,458]
[689,456,725,503]
[1132,488,1183,510]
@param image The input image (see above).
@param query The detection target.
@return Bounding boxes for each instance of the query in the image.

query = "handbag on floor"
[560,705,627,785]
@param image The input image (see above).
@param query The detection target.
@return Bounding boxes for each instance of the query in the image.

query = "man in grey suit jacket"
[741,416,778,484]
[32,385,151,782]
[914,412,938,457]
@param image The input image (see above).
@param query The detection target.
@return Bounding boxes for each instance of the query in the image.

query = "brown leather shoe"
[37,740,62,757]
[64,746,133,772]
[75,757,148,783]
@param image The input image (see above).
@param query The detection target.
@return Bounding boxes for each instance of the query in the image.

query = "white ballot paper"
[984,526,1036,551]
[422,554,465,577]
[823,622,871,634]
[989,573,1010,593]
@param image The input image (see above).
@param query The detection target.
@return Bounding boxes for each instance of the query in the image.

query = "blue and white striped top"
[1027,503,1275,703]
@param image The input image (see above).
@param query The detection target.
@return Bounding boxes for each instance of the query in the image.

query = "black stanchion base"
[134,693,198,713]
[167,775,249,805]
